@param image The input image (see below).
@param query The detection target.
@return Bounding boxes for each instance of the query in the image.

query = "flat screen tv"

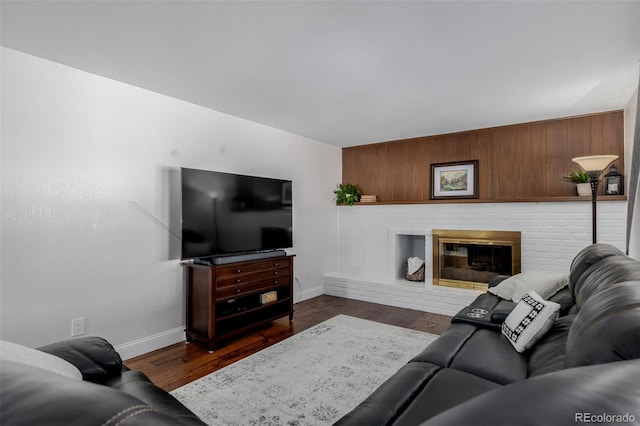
[181,168,292,260]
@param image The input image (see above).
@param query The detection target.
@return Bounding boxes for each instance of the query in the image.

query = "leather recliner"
[0,336,206,425]
[335,244,640,425]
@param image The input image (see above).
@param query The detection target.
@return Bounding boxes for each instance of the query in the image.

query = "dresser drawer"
[215,257,291,279]
[216,266,290,288]
[215,276,291,300]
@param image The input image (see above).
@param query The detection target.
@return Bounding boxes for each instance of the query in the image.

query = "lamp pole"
[572,155,618,245]
[588,173,600,244]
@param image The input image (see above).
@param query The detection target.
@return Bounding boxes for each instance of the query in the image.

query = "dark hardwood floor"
[125,295,452,392]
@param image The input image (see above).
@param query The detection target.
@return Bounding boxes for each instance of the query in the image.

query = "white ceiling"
[1,1,639,147]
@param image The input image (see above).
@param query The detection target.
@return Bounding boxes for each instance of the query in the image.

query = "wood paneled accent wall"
[342,111,625,203]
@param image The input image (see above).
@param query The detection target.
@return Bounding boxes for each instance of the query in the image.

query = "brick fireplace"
[324,201,626,316]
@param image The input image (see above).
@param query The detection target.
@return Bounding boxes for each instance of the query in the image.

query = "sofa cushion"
[0,340,82,380]
[393,368,500,425]
[488,271,568,302]
[410,323,476,368]
[0,360,205,426]
[565,281,640,368]
[527,314,574,377]
[422,359,640,426]
[502,291,560,353]
[449,329,528,384]
[333,362,441,426]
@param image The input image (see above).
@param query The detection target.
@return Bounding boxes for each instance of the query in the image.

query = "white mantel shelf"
[347,195,627,206]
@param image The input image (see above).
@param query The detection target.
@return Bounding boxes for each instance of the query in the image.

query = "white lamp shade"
[572,155,619,172]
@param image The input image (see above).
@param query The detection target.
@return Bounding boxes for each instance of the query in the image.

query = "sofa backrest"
[565,280,640,368]
[574,256,640,309]
[568,243,625,297]
[565,244,640,368]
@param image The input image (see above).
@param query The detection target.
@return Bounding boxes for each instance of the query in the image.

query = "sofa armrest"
[37,336,124,383]
[105,371,208,425]
[1,360,203,426]
[451,307,502,331]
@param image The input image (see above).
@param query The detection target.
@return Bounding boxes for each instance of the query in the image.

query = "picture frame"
[431,160,479,200]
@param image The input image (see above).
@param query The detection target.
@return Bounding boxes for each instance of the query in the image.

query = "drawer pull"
[236,269,241,273]
[236,279,241,283]
[236,289,241,293]
[274,280,279,284]
[274,271,279,275]
[274,262,279,266]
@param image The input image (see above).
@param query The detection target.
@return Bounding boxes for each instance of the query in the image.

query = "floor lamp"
[572,155,619,244]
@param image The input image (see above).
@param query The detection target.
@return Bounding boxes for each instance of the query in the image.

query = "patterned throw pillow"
[502,291,561,353]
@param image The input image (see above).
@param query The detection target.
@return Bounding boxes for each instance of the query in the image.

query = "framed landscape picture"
[431,160,479,200]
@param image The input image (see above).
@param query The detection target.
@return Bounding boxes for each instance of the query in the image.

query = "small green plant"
[563,170,591,183]
[334,183,362,206]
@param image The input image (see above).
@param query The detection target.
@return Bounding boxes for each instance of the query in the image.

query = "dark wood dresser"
[184,255,294,351]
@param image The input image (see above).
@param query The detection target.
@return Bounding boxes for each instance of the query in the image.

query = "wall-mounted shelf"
[347,195,627,206]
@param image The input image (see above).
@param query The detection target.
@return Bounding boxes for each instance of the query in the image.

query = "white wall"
[0,48,341,357]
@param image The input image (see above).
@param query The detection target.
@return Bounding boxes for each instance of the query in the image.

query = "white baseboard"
[116,326,185,361]
[116,285,325,361]
[297,285,324,302]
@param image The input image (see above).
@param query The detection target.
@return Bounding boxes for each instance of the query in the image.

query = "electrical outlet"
[71,317,85,337]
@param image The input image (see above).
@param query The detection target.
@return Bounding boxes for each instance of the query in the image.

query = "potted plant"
[334,183,362,206]
[563,170,591,196]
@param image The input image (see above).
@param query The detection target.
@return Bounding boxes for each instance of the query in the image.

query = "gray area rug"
[171,314,437,426]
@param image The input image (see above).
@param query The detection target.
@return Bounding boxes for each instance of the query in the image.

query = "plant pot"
[577,182,591,197]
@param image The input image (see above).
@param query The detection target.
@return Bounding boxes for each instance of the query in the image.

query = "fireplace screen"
[433,230,521,291]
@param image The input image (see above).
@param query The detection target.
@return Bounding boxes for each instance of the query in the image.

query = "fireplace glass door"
[433,230,521,291]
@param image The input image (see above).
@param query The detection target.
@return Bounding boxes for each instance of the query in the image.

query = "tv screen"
[181,168,292,260]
